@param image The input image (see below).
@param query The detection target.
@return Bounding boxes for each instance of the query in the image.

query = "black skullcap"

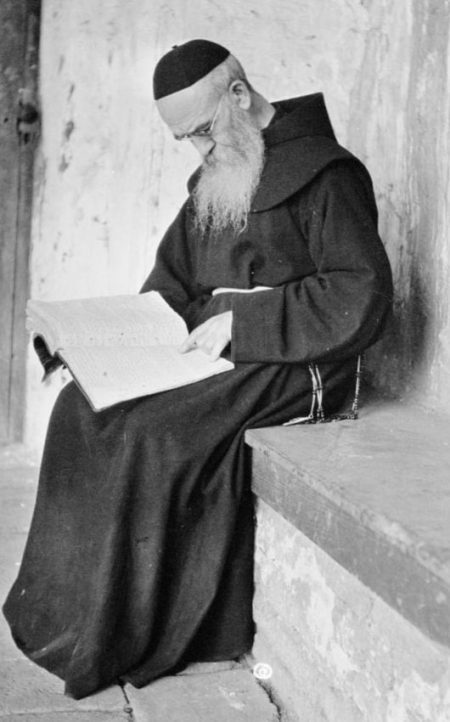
[153,39,230,100]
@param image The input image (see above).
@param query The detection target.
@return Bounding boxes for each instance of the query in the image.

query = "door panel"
[0,0,40,443]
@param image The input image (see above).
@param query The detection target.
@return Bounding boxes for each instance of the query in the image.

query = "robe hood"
[187,93,359,212]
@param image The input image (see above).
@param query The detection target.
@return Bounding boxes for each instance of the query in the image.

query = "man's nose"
[190,135,215,158]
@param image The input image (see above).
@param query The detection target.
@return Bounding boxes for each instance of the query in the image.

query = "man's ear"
[228,80,251,110]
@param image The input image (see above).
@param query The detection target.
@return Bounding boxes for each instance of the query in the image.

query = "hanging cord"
[351,353,362,419]
[313,364,325,421]
[283,365,319,426]
[283,354,362,426]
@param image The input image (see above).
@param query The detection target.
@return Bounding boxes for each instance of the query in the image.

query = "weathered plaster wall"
[26,0,450,446]
[347,0,450,409]
[253,500,450,722]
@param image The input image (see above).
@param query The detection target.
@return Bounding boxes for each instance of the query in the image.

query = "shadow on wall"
[367,256,431,402]
[356,1,450,408]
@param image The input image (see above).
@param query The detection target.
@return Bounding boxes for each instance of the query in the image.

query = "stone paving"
[0,445,279,722]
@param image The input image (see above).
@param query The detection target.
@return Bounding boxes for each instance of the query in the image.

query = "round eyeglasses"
[174,95,224,142]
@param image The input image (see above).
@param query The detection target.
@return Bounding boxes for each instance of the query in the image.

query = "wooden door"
[0,0,40,444]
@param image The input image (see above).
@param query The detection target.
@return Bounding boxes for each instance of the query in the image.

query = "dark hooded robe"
[3,94,393,699]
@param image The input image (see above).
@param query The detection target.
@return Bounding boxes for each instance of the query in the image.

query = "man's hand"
[179,311,232,361]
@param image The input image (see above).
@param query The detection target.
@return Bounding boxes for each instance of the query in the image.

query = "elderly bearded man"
[3,40,393,699]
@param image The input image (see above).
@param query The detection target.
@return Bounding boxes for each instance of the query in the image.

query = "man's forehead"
[156,75,218,134]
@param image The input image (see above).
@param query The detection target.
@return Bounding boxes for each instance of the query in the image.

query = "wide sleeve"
[231,161,393,364]
[140,202,212,330]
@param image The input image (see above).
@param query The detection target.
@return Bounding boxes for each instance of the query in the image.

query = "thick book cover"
[27,291,234,411]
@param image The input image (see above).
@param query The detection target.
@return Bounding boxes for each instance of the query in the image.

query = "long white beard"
[193,104,265,236]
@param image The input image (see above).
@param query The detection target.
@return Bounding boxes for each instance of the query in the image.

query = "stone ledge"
[246,400,450,647]
[125,666,279,722]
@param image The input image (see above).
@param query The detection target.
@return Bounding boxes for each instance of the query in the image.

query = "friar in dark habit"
[3,39,393,699]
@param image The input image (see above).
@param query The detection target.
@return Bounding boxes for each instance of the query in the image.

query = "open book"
[27,291,234,411]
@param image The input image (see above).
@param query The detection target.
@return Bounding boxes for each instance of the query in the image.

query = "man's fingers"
[179,321,212,354]
[208,337,227,361]
[179,313,232,358]
[178,338,191,353]
[179,332,198,353]
[180,332,224,359]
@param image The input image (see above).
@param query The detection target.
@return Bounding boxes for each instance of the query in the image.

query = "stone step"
[245,400,450,722]
[246,400,450,646]
[125,662,279,722]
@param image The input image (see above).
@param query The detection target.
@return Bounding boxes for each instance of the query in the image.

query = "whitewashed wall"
[26,0,450,448]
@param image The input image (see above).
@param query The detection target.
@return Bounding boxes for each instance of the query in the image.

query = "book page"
[27,292,187,352]
[59,345,234,411]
